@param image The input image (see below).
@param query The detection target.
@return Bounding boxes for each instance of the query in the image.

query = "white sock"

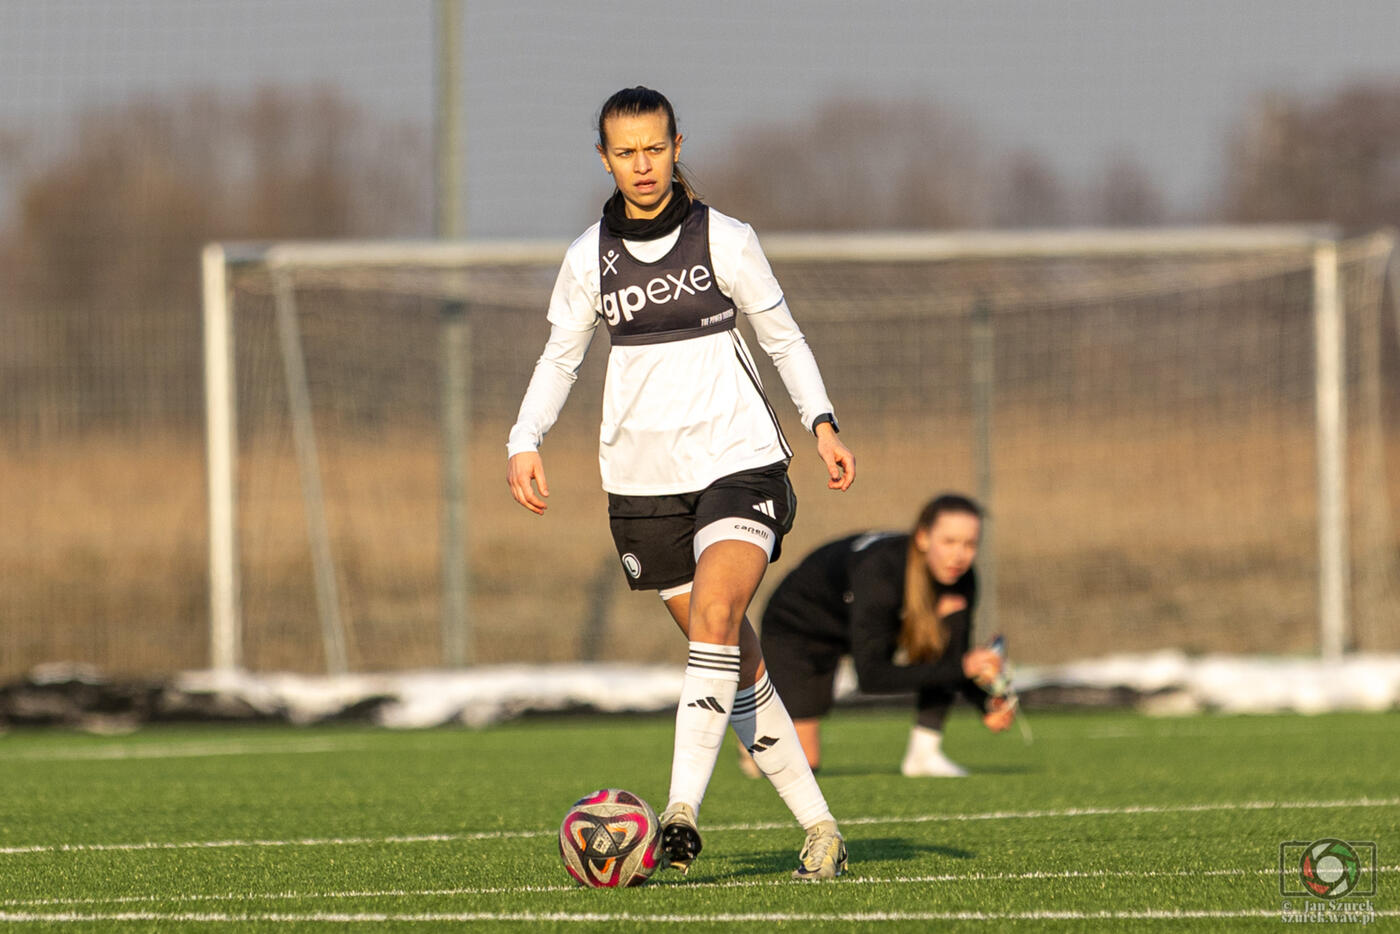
[910,724,944,756]
[731,672,834,829]
[668,641,741,816]
[902,725,966,776]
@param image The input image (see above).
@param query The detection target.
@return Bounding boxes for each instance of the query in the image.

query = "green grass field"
[0,708,1394,931]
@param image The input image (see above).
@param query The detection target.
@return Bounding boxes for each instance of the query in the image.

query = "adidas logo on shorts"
[752,499,776,519]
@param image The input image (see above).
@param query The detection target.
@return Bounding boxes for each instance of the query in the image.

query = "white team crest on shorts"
[621,553,642,579]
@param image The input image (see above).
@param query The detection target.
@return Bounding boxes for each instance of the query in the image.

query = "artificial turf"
[0,707,1394,931]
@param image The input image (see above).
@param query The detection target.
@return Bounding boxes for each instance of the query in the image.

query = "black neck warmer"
[602,188,692,240]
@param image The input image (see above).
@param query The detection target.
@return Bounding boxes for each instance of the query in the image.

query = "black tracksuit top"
[762,532,982,699]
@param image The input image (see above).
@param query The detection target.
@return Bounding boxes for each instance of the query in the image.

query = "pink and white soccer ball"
[558,789,662,887]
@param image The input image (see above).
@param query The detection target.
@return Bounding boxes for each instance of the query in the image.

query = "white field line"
[2,795,1396,857]
[2,865,1397,910]
[0,909,1396,924]
[1079,718,1397,740]
[0,738,376,762]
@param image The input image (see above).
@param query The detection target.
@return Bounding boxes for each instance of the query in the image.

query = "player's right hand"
[962,647,1003,689]
[982,695,1016,732]
[507,451,549,515]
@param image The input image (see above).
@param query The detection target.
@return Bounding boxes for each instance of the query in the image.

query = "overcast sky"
[2,0,1398,237]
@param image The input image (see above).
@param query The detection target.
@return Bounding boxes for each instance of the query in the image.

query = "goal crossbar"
[216,225,1338,271]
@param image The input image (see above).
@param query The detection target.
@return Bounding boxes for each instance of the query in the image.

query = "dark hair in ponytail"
[596,86,695,199]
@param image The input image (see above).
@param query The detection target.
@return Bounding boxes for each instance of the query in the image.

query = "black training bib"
[598,202,737,346]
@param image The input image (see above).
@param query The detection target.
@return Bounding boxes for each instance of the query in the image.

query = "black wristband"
[811,413,839,434]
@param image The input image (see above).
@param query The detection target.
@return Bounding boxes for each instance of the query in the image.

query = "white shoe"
[901,750,969,777]
[792,820,847,881]
[900,725,968,777]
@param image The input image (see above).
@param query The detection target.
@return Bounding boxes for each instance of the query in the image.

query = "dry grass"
[3,411,1398,678]
[0,433,209,675]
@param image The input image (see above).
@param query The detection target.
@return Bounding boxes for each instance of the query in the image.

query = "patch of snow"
[167,653,1400,728]
[175,664,685,728]
[1012,651,1400,717]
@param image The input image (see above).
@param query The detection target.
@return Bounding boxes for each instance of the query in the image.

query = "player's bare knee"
[690,597,744,644]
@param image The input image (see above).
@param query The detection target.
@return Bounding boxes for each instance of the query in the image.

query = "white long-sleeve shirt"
[508,206,837,496]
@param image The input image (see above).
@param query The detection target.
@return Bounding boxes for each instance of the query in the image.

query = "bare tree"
[991,148,1067,228]
[699,97,1180,232]
[1220,82,1400,231]
[1091,150,1165,227]
[5,86,430,426]
[699,98,991,232]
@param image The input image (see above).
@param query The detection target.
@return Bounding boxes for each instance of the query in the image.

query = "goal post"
[1312,240,1345,659]
[202,225,1399,674]
[202,243,240,675]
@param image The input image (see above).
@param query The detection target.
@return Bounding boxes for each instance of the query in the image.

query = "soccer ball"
[558,789,662,887]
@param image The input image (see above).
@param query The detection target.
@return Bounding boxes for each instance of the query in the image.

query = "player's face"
[916,511,980,586]
[597,110,682,219]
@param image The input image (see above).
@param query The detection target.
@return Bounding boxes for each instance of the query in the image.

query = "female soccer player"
[507,87,855,881]
[755,493,1015,778]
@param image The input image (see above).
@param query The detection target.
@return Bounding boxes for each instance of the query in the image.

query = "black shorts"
[760,611,846,719]
[607,461,795,591]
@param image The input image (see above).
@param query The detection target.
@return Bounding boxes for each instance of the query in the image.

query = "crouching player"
[752,494,1016,777]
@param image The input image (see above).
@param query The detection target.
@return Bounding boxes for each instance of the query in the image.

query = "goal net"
[204,228,1400,673]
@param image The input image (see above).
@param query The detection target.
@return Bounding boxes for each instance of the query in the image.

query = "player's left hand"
[983,695,1016,733]
[815,424,855,491]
